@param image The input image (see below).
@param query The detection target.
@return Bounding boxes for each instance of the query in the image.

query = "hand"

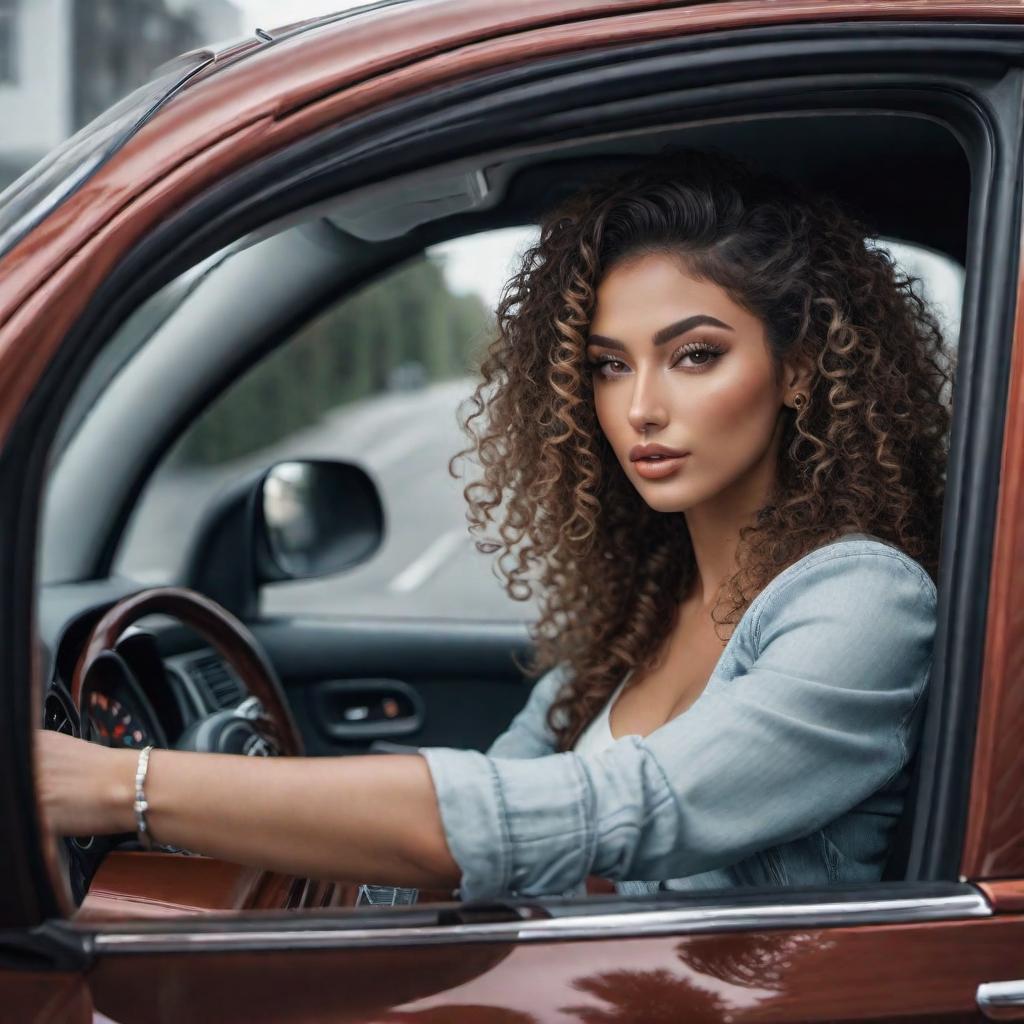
[34,729,136,838]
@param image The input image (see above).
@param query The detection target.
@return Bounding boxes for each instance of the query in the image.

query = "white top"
[573,673,637,755]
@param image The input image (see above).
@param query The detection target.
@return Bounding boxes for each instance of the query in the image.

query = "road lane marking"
[388,528,466,593]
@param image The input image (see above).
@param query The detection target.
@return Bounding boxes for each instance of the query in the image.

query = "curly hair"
[449,147,955,752]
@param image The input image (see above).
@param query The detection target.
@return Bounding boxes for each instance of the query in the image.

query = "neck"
[683,419,785,612]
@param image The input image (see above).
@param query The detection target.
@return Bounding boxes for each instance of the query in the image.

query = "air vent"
[187,653,244,710]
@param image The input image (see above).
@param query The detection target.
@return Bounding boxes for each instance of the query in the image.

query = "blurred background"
[0,1,374,191]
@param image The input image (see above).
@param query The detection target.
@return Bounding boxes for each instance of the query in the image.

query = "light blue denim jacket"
[420,534,937,902]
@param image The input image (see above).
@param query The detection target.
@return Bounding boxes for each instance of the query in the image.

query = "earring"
[792,392,807,410]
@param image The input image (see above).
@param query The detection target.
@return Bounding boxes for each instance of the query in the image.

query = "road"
[118,378,539,622]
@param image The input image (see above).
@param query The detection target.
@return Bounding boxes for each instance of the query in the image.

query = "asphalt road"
[118,378,539,622]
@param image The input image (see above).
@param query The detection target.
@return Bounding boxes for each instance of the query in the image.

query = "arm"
[421,547,937,900]
[34,659,570,885]
[35,733,461,889]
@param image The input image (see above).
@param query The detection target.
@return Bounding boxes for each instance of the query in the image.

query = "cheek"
[683,365,779,441]
[592,386,623,441]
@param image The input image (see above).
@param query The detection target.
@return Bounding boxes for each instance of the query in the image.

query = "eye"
[671,340,724,371]
[587,355,630,379]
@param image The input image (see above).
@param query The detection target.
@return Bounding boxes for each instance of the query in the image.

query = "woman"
[35,148,953,902]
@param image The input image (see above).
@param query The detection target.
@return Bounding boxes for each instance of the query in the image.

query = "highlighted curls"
[449,149,954,751]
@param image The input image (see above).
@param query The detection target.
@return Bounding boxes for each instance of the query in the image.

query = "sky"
[428,228,538,313]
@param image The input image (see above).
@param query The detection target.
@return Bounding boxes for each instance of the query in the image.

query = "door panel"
[80,908,1024,1023]
[0,971,92,1024]
[252,619,535,755]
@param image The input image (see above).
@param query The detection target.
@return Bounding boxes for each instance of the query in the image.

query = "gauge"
[116,630,186,742]
[87,688,151,749]
[83,650,168,750]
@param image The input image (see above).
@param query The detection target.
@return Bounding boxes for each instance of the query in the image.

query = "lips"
[629,443,689,462]
[629,444,690,481]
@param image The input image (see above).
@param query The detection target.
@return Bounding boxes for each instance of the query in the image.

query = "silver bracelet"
[133,744,156,850]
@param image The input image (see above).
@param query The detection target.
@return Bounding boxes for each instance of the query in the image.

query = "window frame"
[5,23,1018,936]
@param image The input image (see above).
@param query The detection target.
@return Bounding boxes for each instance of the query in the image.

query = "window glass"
[116,226,542,621]
[115,229,962,623]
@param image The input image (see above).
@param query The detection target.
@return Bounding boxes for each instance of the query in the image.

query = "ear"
[781,356,814,403]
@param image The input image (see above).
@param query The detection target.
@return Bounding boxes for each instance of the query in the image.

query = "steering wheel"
[61,586,304,903]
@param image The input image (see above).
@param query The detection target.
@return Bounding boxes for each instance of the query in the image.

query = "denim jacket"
[420,534,937,902]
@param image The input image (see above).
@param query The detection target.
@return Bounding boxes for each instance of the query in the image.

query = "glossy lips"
[629,443,690,480]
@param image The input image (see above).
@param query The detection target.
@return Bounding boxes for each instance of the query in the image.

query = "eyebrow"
[587,314,734,351]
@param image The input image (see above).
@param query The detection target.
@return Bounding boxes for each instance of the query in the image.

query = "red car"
[3,1,1024,1020]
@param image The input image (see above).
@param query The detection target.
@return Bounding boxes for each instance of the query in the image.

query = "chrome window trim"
[90,892,989,954]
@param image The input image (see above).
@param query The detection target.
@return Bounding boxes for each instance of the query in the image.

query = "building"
[0,0,74,188]
[0,0,243,191]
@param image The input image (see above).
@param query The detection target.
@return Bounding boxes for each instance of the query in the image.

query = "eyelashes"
[586,340,725,379]
[589,356,626,380]
[669,340,725,372]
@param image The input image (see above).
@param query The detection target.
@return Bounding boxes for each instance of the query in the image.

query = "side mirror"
[257,460,383,581]
[182,458,384,618]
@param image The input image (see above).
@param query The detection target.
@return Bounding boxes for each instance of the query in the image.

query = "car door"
[6,3,1024,1022]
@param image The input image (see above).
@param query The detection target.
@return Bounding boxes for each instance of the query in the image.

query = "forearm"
[103,746,460,889]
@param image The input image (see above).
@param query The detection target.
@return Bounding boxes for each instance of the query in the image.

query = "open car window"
[31,91,978,937]
[15,3,1024,1013]
[106,228,962,624]
[111,225,542,621]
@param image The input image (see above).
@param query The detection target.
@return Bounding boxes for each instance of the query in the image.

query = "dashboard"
[43,600,248,752]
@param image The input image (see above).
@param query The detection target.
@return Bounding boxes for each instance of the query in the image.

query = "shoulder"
[524,661,573,726]
[532,660,571,696]
[749,534,937,650]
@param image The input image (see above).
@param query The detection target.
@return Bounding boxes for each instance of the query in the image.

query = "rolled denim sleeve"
[420,546,937,902]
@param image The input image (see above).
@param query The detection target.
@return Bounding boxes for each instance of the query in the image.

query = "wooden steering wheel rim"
[70,586,304,756]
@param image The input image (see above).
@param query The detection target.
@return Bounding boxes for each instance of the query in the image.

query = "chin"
[633,482,696,514]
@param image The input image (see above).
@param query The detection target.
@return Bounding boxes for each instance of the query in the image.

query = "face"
[586,252,797,517]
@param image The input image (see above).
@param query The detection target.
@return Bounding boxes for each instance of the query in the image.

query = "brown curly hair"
[449,147,955,751]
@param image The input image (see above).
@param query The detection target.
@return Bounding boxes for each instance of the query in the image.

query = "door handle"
[978,981,1024,1020]
[313,678,424,741]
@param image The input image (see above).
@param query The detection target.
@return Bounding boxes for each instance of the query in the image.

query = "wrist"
[103,746,141,834]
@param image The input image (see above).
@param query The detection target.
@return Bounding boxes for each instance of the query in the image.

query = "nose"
[626,364,669,434]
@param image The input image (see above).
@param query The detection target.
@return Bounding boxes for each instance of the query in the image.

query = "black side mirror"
[256,460,383,582]
[182,459,384,618]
